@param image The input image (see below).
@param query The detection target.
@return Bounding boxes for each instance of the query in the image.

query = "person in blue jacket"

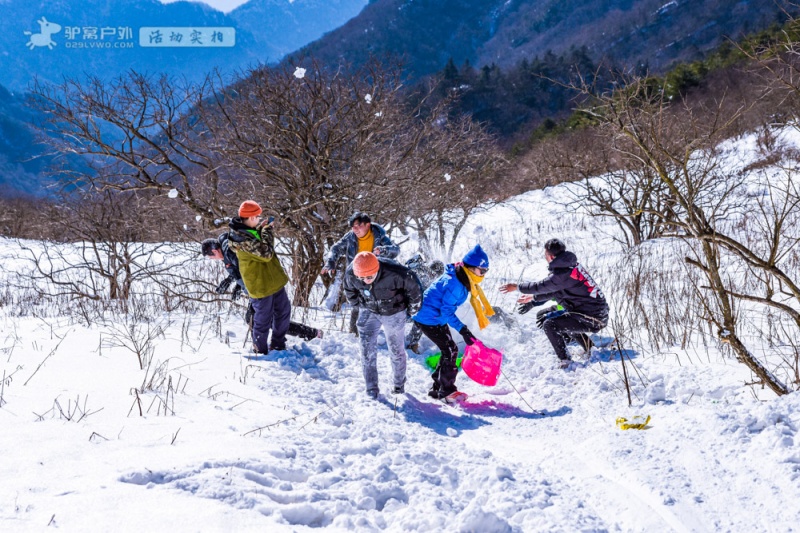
[413,244,494,400]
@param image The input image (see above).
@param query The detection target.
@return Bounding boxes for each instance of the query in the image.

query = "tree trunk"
[291,242,324,307]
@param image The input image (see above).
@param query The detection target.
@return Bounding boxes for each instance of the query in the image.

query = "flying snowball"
[167,189,179,199]
[293,67,306,79]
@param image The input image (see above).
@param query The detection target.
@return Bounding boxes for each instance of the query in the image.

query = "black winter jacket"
[519,251,609,321]
[343,259,423,317]
[218,233,246,292]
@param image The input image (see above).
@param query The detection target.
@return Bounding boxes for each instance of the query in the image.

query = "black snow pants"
[414,322,459,397]
[540,311,606,361]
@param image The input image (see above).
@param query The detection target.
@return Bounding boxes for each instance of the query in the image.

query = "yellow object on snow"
[615,415,651,430]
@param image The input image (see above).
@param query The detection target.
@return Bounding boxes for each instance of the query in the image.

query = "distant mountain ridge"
[0,0,367,92]
[298,0,789,79]
[0,0,367,197]
[0,84,54,195]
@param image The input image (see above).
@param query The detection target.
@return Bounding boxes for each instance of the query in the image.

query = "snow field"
[2,132,800,531]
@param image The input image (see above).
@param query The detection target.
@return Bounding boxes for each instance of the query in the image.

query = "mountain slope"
[1,138,800,527]
[298,0,789,78]
[230,0,368,62]
[0,0,368,197]
[300,0,504,75]
[0,83,50,194]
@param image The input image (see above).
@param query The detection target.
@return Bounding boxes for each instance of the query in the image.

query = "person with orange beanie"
[201,236,323,342]
[320,212,400,335]
[343,251,422,399]
[227,200,291,354]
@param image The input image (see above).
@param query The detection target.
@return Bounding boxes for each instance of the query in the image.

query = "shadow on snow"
[386,394,491,436]
[244,344,332,381]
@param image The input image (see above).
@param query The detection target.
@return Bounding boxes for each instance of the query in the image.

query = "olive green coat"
[227,219,289,299]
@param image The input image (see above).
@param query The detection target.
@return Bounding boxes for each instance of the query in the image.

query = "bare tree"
[204,59,505,301]
[396,113,508,261]
[30,73,229,224]
[30,59,506,306]
[560,71,797,395]
[17,190,185,307]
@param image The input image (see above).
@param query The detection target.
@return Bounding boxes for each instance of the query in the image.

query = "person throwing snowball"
[413,244,494,401]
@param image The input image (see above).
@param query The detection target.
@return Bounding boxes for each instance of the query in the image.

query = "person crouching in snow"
[412,244,494,401]
[343,251,422,399]
[499,238,608,368]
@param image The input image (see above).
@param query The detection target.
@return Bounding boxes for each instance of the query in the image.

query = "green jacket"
[227,218,289,299]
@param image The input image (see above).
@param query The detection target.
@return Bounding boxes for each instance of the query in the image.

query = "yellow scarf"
[463,266,495,330]
[356,231,375,254]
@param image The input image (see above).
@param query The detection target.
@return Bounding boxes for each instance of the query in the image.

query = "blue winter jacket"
[413,264,470,331]
[323,223,400,271]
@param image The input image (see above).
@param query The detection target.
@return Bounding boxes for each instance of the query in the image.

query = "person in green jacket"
[227,200,291,354]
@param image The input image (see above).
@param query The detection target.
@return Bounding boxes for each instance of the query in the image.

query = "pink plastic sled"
[462,339,503,386]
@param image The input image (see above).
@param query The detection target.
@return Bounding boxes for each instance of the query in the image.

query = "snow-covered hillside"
[1,145,799,531]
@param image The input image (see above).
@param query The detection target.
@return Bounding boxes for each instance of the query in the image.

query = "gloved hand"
[459,325,476,346]
[517,299,546,315]
[244,303,255,326]
[257,216,275,230]
[215,275,234,294]
[536,306,565,328]
[231,284,243,300]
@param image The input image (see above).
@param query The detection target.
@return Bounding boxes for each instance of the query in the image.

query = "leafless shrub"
[23,330,69,387]
[1,367,24,408]
[33,394,102,423]
[102,319,167,370]
[608,242,714,351]
[541,67,800,395]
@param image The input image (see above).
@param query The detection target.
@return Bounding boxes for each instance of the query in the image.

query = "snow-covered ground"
[2,142,800,531]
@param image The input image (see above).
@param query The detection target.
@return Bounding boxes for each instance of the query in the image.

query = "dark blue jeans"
[251,287,291,353]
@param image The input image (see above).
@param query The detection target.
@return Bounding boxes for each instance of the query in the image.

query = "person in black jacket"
[201,236,323,343]
[343,251,422,399]
[321,212,401,335]
[500,238,608,368]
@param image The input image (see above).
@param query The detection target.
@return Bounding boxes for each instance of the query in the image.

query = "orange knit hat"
[353,252,380,277]
[238,200,262,218]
